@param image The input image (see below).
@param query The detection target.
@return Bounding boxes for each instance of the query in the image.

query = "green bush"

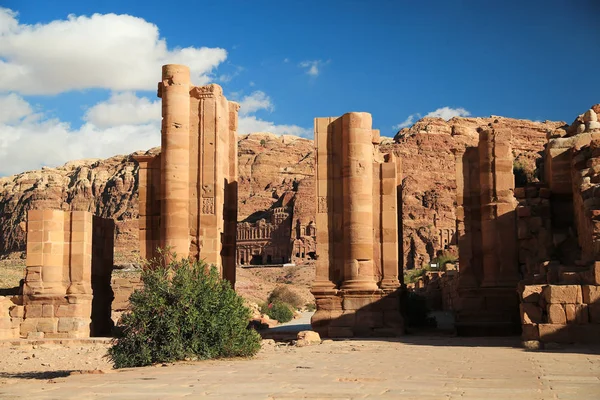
[107,254,261,368]
[260,301,294,323]
[404,268,426,284]
[268,285,304,309]
[305,303,316,312]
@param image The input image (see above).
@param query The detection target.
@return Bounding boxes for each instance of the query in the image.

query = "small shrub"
[268,285,304,309]
[404,268,426,284]
[106,253,261,368]
[305,303,316,312]
[260,301,294,323]
[431,253,458,271]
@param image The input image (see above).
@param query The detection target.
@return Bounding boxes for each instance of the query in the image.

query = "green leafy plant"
[260,301,294,323]
[107,251,261,368]
[268,285,304,309]
[404,268,426,284]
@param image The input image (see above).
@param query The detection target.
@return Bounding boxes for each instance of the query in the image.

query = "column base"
[340,279,379,292]
[311,289,404,338]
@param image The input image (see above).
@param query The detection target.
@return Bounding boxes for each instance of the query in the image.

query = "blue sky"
[1,0,599,176]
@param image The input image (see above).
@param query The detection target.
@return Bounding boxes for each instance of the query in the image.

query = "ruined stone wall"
[519,266,600,344]
[135,65,238,285]
[17,210,114,339]
[515,185,553,281]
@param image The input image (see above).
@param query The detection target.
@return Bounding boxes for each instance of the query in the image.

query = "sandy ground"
[0,340,114,385]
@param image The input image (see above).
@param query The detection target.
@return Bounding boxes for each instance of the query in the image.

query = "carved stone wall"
[135,64,238,286]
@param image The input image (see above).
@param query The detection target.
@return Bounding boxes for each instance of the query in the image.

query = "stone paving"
[0,336,599,399]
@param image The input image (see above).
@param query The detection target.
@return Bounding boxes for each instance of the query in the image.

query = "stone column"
[479,129,519,287]
[160,64,191,257]
[380,153,400,290]
[341,112,378,291]
[454,148,478,288]
[312,117,337,294]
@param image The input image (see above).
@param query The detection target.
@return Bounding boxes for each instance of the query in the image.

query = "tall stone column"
[479,129,519,287]
[454,148,479,288]
[341,112,378,291]
[380,153,400,290]
[312,117,337,294]
[160,64,191,257]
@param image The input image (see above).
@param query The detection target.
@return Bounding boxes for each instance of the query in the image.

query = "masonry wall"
[14,210,115,339]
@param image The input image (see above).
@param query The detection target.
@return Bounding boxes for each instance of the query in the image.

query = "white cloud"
[283,58,290,63]
[83,92,160,128]
[425,106,470,120]
[299,60,326,77]
[237,91,273,116]
[238,115,311,138]
[0,93,160,176]
[392,114,420,130]
[0,8,227,95]
[393,107,471,130]
[0,92,33,123]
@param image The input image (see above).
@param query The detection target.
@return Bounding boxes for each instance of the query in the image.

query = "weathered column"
[454,148,478,288]
[341,112,378,291]
[160,64,191,257]
[380,153,400,290]
[479,129,519,287]
[312,117,337,294]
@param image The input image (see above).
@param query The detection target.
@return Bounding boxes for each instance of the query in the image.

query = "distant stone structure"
[311,112,403,337]
[237,206,293,265]
[236,191,317,266]
[134,64,238,285]
[0,210,114,339]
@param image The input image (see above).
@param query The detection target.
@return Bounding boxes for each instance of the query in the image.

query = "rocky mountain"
[0,116,564,270]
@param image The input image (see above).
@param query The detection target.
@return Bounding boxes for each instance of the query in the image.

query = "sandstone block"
[589,304,600,324]
[296,330,321,347]
[9,306,24,319]
[519,284,545,303]
[576,304,589,324]
[520,303,543,324]
[538,324,571,343]
[582,285,600,304]
[547,304,566,324]
[521,324,539,341]
[543,285,582,304]
[0,318,12,329]
[328,327,354,338]
[564,304,577,324]
[24,305,43,318]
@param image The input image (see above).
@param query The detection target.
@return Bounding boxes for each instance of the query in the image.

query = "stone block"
[342,295,379,311]
[564,304,577,324]
[547,304,566,324]
[517,206,531,218]
[0,318,12,329]
[355,310,383,328]
[330,310,356,327]
[24,304,43,318]
[37,318,58,333]
[589,304,600,324]
[521,324,539,341]
[9,306,24,319]
[576,304,589,324]
[42,304,55,318]
[543,285,582,304]
[582,285,600,304]
[315,296,343,311]
[538,324,571,343]
[519,285,545,303]
[328,327,354,338]
[520,303,543,324]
